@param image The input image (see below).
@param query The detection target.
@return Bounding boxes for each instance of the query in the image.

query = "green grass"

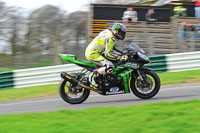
[0,84,58,102]
[32,61,55,68]
[0,70,199,102]
[0,61,54,72]
[0,99,200,133]
[158,70,200,85]
[0,67,19,72]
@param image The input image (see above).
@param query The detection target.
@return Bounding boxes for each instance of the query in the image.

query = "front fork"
[136,70,149,87]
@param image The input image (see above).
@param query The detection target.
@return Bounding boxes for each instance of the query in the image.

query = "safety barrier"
[13,64,82,89]
[0,71,14,89]
[0,51,200,89]
[165,51,200,72]
[147,51,200,72]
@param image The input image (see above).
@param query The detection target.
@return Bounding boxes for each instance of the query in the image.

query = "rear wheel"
[58,73,90,104]
[130,70,160,99]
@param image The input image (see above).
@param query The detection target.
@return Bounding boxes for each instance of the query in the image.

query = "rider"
[85,23,128,87]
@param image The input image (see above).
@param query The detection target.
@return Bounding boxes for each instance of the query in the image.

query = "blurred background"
[0,0,199,68]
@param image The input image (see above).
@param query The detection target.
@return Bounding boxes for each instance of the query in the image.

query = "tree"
[27,5,67,65]
[0,2,26,66]
[0,3,89,67]
[64,11,88,58]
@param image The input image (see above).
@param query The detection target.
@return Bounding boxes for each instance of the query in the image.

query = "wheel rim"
[64,82,85,99]
[135,74,155,94]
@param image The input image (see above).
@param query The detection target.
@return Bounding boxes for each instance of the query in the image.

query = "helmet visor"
[118,30,126,40]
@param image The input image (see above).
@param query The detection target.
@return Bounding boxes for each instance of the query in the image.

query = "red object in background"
[195,1,200,7]
[122,21,128,24]
[193,0,200,6]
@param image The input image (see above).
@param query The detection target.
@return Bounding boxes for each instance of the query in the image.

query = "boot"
[89,71,99,88]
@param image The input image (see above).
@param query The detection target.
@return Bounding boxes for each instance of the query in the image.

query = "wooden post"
[149,35,154,55]
[171,17,178,53]
[87,4,93,45]
[189,32,195,51]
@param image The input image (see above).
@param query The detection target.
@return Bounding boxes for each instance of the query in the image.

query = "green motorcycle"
[58,41,161,104]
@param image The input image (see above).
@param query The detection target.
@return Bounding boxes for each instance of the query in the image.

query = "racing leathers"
[85,29,118,75]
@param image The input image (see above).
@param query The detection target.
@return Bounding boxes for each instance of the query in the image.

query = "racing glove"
[116,55,128,61]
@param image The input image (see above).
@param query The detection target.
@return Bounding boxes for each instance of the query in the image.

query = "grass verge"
[0,100,200,133]
[0,68,19,72]
[158,69,200,85]
[0,84,58,102]
[0,69,200,102]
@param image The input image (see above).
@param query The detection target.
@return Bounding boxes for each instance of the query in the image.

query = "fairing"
[59,54,96,67]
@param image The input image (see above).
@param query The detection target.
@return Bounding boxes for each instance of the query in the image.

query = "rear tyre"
[130,70,160,99]
[58,73,90,104]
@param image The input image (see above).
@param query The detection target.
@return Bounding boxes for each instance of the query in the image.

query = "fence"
[0,51,200,90]
[90,17,200,55]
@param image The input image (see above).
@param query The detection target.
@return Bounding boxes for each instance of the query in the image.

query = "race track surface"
[0,85,200,115]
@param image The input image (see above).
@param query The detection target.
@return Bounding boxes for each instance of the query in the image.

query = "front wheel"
[130,70,160,99]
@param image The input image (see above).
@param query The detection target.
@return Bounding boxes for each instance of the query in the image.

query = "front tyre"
[58,73,90,104]
[130,70,160,99]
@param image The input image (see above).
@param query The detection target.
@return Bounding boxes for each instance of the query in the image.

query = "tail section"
[59,54,97,68]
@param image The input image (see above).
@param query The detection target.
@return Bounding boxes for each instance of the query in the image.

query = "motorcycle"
[58,40,161,104]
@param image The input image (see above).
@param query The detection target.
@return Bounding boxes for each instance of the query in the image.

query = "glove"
[117,55,128,61]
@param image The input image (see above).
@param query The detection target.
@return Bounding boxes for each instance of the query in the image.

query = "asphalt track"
[0,85,200,115]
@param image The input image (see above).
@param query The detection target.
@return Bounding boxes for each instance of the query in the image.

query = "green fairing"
[59,54,96,67]
[60,54,133,93]
[123,75,128,93]
[113,66,132,93]
[128,72,132,90]
[123,71,131,93]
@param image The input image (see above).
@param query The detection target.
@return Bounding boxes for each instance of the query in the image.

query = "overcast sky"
[0,0,92,12]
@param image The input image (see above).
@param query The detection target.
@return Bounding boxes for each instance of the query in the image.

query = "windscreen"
[116,40,145,53]
[128,42,145,53]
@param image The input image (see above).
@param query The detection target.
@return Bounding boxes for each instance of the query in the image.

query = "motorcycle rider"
[85,23,127,87]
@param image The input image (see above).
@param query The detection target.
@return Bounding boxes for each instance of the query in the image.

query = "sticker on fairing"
[106,87,125,95]
[65,75,71,79]
[110,87,119,92]
[138,52,148,60]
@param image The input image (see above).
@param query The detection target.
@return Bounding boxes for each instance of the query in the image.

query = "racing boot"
[89,70,99,88]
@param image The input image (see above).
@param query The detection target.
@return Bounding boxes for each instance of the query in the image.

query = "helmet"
[112,23,127,40]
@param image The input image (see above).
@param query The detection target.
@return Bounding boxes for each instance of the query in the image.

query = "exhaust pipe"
[61,72,103,94]
[61,72,78,85]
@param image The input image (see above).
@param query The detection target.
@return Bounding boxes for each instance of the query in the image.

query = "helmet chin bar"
[117,34,122,40]
[117,33,125,40]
